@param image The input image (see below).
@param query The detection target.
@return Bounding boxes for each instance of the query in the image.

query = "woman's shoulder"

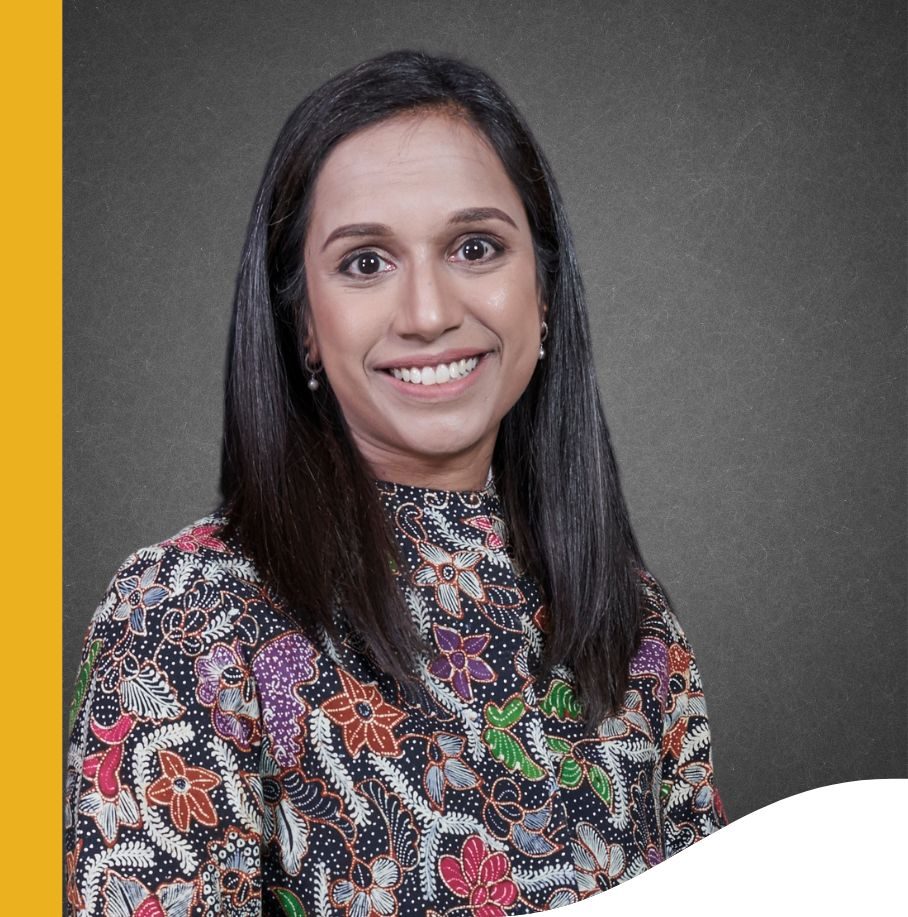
[629,567,709,708]
[635,566,691,648]
[68,511,303,747]
[81,510,294,659]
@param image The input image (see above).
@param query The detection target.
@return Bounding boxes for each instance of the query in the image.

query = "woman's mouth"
[386,355,481,387]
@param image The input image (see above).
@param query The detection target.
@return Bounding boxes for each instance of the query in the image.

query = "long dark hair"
[221,50,643,730]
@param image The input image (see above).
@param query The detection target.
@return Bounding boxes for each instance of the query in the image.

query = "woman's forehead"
[307,112,524,233]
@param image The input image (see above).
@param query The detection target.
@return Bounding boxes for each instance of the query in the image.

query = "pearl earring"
[538,321,549,360]
[304,352,323,391]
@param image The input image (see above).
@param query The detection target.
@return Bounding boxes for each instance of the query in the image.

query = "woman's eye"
[452,237,502,263]
[340,251,393,277]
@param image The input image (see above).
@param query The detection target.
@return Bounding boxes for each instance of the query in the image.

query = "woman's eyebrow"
[448,207,517,228]
[321,223,392,252]
[320,208,518,253]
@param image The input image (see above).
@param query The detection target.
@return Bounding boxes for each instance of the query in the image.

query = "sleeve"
[64,547,265,916]
[640,575,727,857]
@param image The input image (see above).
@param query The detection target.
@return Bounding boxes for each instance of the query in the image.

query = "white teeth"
[388,356,481,385]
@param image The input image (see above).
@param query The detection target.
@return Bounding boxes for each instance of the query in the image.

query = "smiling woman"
[65,51,725,916]
[304,113,544,486]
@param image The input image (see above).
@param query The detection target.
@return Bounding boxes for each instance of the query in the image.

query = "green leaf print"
[485,696,526,729]
[483,727,545,780]
[557,757,584,789]
[273,887,307,917]
[545,735,572,755]
[588,765,612,805]
[68,639,103,733]
[539,679,582,721]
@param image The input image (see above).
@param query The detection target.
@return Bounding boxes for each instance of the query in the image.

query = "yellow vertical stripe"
[0,1,61,908]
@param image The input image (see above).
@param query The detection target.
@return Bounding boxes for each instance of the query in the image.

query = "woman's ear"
[302,320,321,365]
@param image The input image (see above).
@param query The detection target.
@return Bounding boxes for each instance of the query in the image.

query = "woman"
[66,50,725,916]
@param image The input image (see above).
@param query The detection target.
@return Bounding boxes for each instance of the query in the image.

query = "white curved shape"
[561,779,907,916]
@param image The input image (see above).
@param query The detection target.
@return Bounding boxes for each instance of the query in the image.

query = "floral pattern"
[321,669,407,758]
[194,642,260,751]
[78,714,141,845]
[146,750,220,834]
[439,836,518,917]
[331,856,403,917]
[428,624,496,701]
[66,481,725,915]
[423,733,480,810]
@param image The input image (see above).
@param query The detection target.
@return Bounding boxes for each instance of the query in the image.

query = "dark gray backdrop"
[64,0,907,820]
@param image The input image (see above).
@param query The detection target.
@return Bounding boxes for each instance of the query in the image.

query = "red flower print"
[439,835,518,917]
[146,749,220,833]
[79,714,141,845]
[413,543,486,617]
[463,515,507,551]
[428,624,496,701]
[321,669,406,758]
[163,522,228,554]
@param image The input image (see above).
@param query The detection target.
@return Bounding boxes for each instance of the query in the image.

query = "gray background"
[64,0,907,820]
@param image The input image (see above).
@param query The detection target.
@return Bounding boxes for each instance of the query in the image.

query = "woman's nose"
[393,259,463,341]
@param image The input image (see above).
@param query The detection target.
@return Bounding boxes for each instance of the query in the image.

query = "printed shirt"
[65,481,726,916]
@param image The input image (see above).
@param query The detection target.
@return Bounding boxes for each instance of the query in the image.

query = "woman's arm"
[65,537,265,915]
[638,572,727,857]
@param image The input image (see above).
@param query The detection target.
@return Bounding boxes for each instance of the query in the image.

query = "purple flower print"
[111,562,169,636]
[428,624,496,702]
[195,642,260,751]
[629,637,669,703]
[252,632,319,767]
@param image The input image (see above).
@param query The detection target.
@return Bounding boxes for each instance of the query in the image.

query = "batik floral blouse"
[65,481,725,916]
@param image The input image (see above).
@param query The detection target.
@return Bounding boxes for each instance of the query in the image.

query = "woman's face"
[303,111,545,488]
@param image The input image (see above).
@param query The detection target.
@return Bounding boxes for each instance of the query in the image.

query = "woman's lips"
[372,347,490,372]
[378,351,493,399]
[388,354,480,386]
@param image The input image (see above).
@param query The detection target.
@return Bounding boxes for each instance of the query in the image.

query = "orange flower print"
[662,716,687,759]
[146,749,221,833]
[321,669,406,758]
